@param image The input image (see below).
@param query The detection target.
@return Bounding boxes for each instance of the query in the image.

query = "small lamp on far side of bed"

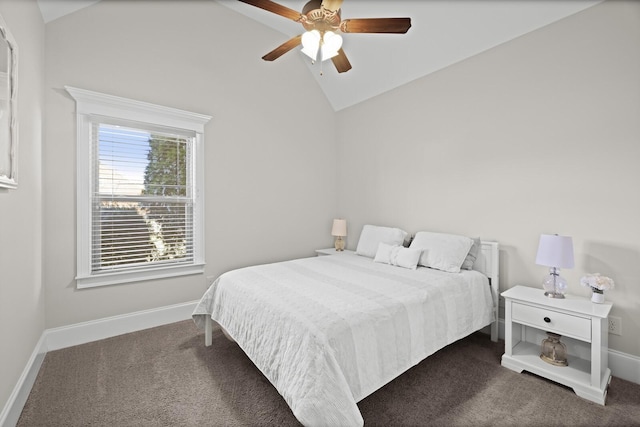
[535,234,575,299]
[331,219,347,251]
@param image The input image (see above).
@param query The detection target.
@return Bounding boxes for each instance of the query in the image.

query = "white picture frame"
[0,13,18,189]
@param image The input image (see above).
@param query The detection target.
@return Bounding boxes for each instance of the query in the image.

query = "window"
[67,87,211,288]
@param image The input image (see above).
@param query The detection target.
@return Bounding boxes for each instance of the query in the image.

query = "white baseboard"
[0,301,198,427]
[0,335,47,427]
[2,310,639,427]
[44,300,198,351]
[609,349,640,385]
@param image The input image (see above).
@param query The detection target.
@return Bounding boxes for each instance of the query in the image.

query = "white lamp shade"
[535,234,575,269]
[320,31,342,61]
[301,30,321,60]
[302,30,342,62]
[331,219,347,237]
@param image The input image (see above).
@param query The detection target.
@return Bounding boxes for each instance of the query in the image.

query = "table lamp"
[535,234,575,299]
[331,219,347,251]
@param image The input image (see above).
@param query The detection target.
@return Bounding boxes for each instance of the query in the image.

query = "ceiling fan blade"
[331,49,352,73]
[262,35,303,61]
[238,0,303,22]
[340,18,412,34]
[321,0,343,12]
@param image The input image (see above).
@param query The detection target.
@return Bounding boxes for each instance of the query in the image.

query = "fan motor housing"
[301,0,341,31]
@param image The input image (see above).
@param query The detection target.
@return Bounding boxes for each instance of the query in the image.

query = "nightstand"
[501,285,612,405]
[315,248,354,256]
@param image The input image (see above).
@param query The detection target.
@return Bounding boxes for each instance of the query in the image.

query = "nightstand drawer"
[512,302,591,341]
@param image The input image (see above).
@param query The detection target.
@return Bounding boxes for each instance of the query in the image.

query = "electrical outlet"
[608,316,622,336]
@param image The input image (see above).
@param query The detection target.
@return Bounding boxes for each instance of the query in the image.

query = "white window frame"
[66,86,211,288]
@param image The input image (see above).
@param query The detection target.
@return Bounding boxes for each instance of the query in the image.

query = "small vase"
[591,288,605,304]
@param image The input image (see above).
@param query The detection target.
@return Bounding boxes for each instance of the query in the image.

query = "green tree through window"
[141,135,190,263]
[143,136,187,197]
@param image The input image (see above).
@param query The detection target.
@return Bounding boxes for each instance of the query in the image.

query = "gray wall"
[43,0,338,327]
[336,0,640,357]
[0,0,45,412]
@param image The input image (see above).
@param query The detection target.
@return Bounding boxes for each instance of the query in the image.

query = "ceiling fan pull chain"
[319,33,325,76]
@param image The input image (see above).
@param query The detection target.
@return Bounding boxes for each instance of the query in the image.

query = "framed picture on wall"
[0,12,17,190]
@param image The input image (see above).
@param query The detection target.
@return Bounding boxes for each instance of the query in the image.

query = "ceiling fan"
[238,0,412,73]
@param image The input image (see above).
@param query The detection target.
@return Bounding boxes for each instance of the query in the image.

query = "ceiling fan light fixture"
[301,29,321,61]
[242,0,410,73]
[320,31,342,61]
[301,30,342,62]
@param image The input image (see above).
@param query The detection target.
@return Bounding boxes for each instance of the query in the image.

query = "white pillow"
[355,225,408,258]
[461,237,481,270]
[374,243,422,270]
[409,231,473,273]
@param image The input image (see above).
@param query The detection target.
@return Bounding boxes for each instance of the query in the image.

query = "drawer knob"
[544,317,551,323]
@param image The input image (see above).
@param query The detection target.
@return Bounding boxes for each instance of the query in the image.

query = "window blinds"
[90,121,195,273]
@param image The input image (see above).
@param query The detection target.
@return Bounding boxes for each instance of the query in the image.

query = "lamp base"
[334,236,345,251]
[541,268,567,298]
[544,291,565,299]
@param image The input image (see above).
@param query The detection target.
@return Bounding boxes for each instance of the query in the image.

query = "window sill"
[76,263,205,289]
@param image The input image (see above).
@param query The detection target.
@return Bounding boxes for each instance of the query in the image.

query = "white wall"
[337,0,640,357]
[0,0,45,413]
[43,0,338,328]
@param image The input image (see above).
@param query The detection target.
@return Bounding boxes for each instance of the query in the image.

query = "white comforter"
[192,252,495,426]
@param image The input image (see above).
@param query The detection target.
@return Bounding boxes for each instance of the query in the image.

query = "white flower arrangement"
[580,273,615,293]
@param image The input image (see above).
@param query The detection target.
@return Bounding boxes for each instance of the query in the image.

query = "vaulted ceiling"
[38,0,603,111]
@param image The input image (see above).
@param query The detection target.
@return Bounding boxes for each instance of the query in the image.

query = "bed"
[193,229,499,426]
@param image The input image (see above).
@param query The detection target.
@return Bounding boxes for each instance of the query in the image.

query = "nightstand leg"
[504,300,513,356]
[591,316,610,391]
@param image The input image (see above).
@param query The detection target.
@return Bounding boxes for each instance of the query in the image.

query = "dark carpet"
[17,320,640,426]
